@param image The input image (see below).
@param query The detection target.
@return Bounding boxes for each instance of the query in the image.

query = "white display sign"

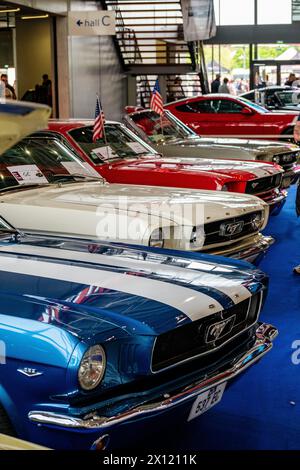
[68,11,116,36]
[62,161,101,178]
[8,165,48,185]
[126,142,148,154]
[91,146,117,161]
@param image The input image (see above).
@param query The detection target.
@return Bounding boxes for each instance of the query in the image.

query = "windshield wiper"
[47,173,104,184]
[0,183,50,193]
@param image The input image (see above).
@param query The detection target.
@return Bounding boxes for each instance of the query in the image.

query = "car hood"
[0,236,267,340]
[0,100,51,154]
[172,136,297,154]
[0,181,268,233]
[115,156,282,180]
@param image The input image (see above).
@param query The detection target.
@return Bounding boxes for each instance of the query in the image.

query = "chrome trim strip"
[28,323,278,431]
[201,234,275,260]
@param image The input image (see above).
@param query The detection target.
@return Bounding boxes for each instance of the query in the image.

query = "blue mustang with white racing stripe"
[0,217,277,449]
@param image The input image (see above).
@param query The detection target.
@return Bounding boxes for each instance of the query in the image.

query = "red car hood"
[110,156,282,182]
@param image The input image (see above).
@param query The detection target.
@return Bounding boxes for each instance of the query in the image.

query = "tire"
[280,127,296,144]
[0,405,16,437]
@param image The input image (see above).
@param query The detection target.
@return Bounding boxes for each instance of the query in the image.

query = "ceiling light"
[21,14,49,20]
[0,8,20,13]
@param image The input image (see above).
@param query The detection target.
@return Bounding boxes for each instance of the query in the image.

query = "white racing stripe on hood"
[0,254,224,321]
[0,245,252,304]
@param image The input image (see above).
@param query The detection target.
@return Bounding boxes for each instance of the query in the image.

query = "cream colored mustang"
[0,100,272,262]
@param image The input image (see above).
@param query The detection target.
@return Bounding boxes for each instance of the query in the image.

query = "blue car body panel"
[0,233,269,448]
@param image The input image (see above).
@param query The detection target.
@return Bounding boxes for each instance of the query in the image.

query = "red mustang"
[165,94,299,141]
[47,120,286,214]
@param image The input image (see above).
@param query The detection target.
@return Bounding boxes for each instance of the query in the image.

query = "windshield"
[276,91,300,106]
[0,136,103,191]
[127,110,196,143]
[238,97,269,113]
[68,124,156,164]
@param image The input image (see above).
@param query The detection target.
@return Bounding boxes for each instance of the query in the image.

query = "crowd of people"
[209,71,300,95]
[210,74,250,94]
[0,73,52,106]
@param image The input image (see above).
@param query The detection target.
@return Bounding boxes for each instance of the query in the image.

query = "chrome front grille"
[246,174,282,195]
[152,292,262,372]
[202,211,263,247]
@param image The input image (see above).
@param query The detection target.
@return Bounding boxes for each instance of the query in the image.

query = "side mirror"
[241,107,254,115]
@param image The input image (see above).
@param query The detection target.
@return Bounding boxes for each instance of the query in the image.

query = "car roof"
[165,94,242,107]
[48,119,120,132]
[242,86,294,94]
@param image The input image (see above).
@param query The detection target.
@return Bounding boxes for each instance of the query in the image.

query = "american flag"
[150,78,164,116]
[93,96,105,142]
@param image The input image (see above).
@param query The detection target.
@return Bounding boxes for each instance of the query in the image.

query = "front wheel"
[0,405,16,437]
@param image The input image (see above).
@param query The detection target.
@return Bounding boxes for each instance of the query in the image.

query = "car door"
[171,97,258,138]
[171,98,218,135]
[208,98,259,138]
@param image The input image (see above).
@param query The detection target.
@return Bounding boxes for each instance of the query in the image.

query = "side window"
[243,92,254,101]
[175,100,215,113]
[216,99,244,113]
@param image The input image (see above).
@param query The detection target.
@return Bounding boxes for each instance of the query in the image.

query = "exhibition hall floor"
[159,185,300,450]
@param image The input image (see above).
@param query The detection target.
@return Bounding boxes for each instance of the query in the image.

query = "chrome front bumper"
[205,233,275,264]
[28,323,277,431]
[267,191,287,216]
[282,165,300,188]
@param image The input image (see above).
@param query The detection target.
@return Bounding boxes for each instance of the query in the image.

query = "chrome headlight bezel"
[190,225,205,250]
[272,155,281,164]
[149,227,165,248]
[250,212,264,231]
[78,345,106,391]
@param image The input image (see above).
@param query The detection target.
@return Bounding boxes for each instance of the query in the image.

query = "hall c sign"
[68,11,116,36]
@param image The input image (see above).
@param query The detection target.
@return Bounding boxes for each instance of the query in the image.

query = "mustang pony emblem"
[219,221,244,237]
[206,316,236,343]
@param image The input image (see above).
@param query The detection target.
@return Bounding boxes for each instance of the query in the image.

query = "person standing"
[285,73,296,86]
[0,74,16,99]
[211,74,221,93]
[218,77,230,94]
[37,74,52,106]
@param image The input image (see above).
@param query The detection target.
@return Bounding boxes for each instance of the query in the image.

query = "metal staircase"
[101,0,207,102]
[104,0,192,68]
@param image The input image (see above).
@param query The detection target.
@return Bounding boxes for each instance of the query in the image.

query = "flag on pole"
[150,78,164,116]
[93,96,105,142]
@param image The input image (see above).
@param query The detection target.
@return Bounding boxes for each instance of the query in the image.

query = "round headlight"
[190,225,205,250]
[78,345,106,391]
[149,227,165,248]
[251,213,263,231]
[272,156,281,164]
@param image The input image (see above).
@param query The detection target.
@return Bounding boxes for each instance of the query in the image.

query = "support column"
[55,15,71,118]
[127,75,137,106]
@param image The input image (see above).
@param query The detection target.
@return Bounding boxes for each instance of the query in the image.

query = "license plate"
[187,382,227,422]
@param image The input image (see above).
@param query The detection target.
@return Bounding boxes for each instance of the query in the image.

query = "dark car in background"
[241,86,300,112]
